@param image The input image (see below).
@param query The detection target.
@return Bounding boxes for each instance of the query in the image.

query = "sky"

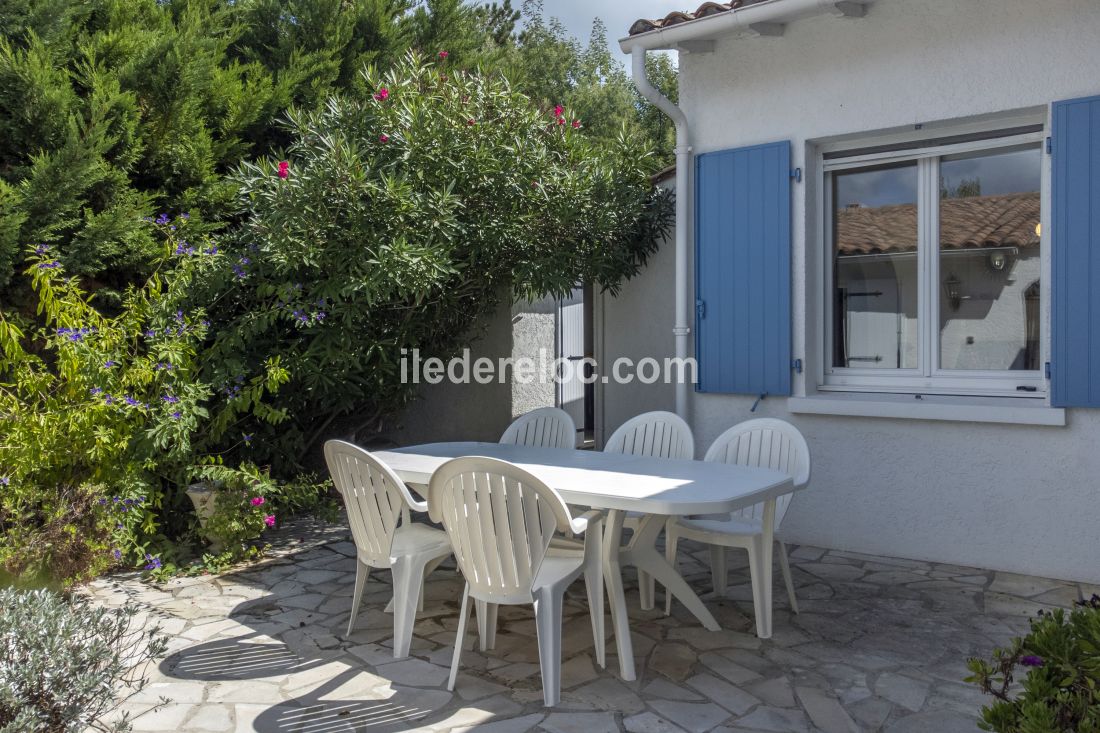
[541,0,680,58]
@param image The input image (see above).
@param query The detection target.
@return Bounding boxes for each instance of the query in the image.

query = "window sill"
[787,392,1065,426]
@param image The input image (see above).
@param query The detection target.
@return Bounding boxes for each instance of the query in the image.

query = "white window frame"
[819,128,1047,398]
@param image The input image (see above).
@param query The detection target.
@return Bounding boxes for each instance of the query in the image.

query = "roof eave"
[619,0,875,53]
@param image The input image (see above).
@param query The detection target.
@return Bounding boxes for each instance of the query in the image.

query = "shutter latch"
[790,167,802,183]
[1046,136,1052,155]
[791,358,803,374]
[695,299,706,319]
[1045,361,1052,379]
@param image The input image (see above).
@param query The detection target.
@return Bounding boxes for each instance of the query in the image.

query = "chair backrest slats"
[500,407,577,449]
[604,411,694,460]
[429,457,573,604]
[703,418,811,529]
[324,440,421,567]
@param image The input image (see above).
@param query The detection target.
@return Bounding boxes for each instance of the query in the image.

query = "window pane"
[938,146,1041,371]
[832,162,919,369]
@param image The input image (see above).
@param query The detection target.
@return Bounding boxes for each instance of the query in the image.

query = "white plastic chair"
[428,456,604,707]
[603,411,694,609]
[664,418,810,637]
[500,407,577,449]
[323,440,452,658]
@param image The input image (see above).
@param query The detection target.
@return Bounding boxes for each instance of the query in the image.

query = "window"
[823,131,1044,396]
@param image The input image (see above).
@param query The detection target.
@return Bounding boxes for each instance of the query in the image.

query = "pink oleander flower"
[556,116,566,126]
[572,119,581,129]
[277,161,289,179]
[264,515,276,527]
[553,104,563,117]
[250,496,265,507]
[379,133,390,143]
[438,50,449,58]
[467,118,476,126]
[374,87,389,101]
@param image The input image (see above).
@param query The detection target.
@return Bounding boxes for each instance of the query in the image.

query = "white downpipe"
[631,46,692,421]
[619,0,870,52]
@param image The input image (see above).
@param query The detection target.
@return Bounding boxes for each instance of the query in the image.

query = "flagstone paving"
[85,517,1092,733]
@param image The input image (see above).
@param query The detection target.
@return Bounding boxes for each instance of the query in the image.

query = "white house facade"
[602,0,1100,584]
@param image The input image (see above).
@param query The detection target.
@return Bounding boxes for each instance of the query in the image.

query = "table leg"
[602,509,635,681]
[624,514,721,632]
[757,498,776,639]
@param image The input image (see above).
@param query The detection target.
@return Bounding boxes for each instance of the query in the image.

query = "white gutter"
[625,0,875,422]
[631,46,693,421]
[619,0,872,52]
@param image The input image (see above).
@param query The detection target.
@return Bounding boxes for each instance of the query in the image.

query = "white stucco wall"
[390,296,559,446]
[602,0,1100,582]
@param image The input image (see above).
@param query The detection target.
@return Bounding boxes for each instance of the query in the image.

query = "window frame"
[818,129,1048,398]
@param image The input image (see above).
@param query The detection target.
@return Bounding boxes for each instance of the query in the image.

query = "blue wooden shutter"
[695,141,792,395]
[1052,95,1100,407]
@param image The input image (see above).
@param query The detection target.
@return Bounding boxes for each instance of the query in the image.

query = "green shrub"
[0,588,168,733]
[0,221,288,584]
[0,0,417,298]
[196,52,672,471]
[967,595,1100,732]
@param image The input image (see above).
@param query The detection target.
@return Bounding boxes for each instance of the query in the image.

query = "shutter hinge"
[790,167,802,183]
[695,299,706,319]
[751,393,767,412]
[1045,361,1052,379]
[1046,136,1052,155]
[791,358,803,374]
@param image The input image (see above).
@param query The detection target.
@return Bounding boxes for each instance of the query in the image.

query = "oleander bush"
[967,594,1100,732]
[0,588,168,733]
[192,52,672,472]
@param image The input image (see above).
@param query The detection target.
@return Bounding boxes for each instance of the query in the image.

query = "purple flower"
[104,395,115,405]
[113,549,122,560]
[243,434,253,445]
[124,396,141,407]
[145,329,156,338]
[239,257,251,266]
[232,265,247,280]
[0,476,8,486]
[175,242,195,256]
[171,411,182,420]
[316,311,327,322]
[204,246,218,255]
[1020,655,1044,667]
[155,213,170,225]
[181,212,190,220]
[34,244,48,255]
[143,554,162,570]
[90,387,103,396]
[162,395,180,404]
[103,360,117,368]
[38,260,61,270]
[175,310,184,322]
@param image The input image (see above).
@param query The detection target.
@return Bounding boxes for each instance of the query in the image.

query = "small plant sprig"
[966,595,1100,732]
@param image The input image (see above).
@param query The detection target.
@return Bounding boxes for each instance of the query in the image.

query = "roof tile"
[628,1,772,36]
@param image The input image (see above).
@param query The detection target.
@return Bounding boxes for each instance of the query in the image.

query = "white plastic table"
[374,442,794,681]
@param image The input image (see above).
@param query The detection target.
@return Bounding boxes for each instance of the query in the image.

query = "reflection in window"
[832,162,919,369]
[938,146,1041,371]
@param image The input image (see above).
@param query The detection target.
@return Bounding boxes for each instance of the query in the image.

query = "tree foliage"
[0,0,677,302]
[195,53,672,471]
